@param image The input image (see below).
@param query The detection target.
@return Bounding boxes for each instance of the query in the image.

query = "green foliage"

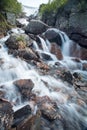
[78,0,87,12]
[40,0,68,14]
[0,13,14,30]
[0,0,22,16]
[17,35,25,42]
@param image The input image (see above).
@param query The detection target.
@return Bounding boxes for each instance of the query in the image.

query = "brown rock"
[69,41,87,60]
[0,33,4,39]
[33,96,59,120]
[34,61,50,70]
[17,48,40,62]
[14,79,34,100]
[70,31,87,49]
[5,34,30,50]
[51,43,63,60]
[41,103,59,120]
[0,100,13,130]
[80,48,87,60]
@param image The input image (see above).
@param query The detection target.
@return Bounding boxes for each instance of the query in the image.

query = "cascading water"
[33,36,58,63]
[60,31,72,56]
[0,28,87,130]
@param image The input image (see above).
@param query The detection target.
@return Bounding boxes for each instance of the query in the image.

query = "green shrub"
[0,13,14,31]
[40,0,68,14]
[0,0,22,16]
[17,35,25,42]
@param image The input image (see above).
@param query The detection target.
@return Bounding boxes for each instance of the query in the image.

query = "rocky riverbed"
[0,20,87,130]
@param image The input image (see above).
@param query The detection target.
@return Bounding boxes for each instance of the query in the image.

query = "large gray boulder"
[5,33,31,50]
[43,28,62,46]
[25,20,49,35]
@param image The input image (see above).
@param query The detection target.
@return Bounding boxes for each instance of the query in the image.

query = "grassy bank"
[39,0,68,14]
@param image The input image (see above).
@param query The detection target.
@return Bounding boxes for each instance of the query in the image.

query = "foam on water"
[38,36,50,52]
[16,18,29,25]
[0,30,87,129]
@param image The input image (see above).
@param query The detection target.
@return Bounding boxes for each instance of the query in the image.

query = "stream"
[0,27,87,130]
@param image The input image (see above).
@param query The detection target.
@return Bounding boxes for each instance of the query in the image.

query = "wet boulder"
[35,96,60,121]
[60,70,73,84]
[5,33,31,50]
[51,43,63,60]
[14,79,34,100]
[39,52,53,61]
[33,61,50,70]
[12,105,41,130]
[0,100,13,130]
[12,105,31,128]
[40,102,59,121]
[25,20,49,35]
[73,70,87,88]
[16,48,40,62]
[43,28,62,46]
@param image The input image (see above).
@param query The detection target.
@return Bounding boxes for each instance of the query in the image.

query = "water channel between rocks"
[0,28,87,130]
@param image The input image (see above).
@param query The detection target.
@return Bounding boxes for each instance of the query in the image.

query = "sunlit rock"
[5,33,31,50]
[16,48,40,62]
[33,61,50,70]
[14,79,34,100]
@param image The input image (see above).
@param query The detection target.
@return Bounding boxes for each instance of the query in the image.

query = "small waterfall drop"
[61,31,72,56]
[45,28,71,56]
[38,36,50,52]
[0,28,87,130]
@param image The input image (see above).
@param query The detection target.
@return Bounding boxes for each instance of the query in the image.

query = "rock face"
[0,100,13,130]
[41,0,87,49]
[25,20,50,35]
[69,41,87,60]
[69,30,87,48]
[14,79,34,100]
